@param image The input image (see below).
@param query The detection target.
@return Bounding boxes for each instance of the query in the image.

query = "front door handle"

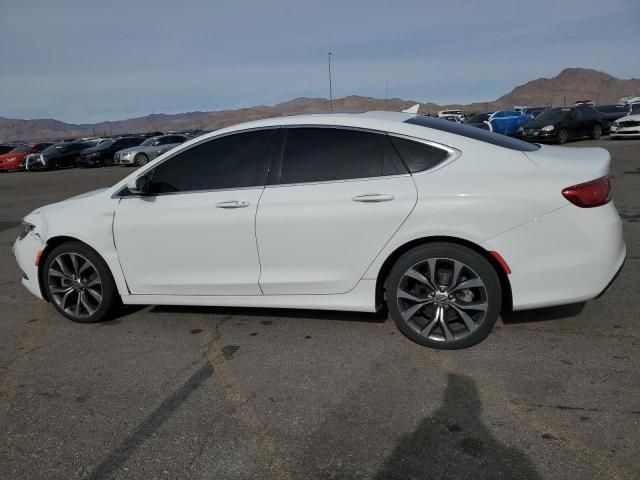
[352,193,395,203]
[215,200,250,209]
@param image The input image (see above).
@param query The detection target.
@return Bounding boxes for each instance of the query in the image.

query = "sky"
[0,0,638,124]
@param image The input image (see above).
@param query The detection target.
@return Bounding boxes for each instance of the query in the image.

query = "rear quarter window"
[390,137,449,173]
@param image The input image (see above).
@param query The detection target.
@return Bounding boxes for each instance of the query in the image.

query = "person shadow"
[375,374,541,480]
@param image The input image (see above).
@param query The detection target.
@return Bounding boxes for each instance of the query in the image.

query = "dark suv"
[78,137,144,167]
[27,141,95,170]
[522,106,605,144]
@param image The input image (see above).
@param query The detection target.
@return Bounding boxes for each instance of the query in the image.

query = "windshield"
[465,113,490,123]
[536,108,570,121]
[9,145,30,153]
[140,137,158,146]
[97,140,115,150]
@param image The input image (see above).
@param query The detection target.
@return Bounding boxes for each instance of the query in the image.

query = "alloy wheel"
[396,257,488,342]
[47,252,103,319]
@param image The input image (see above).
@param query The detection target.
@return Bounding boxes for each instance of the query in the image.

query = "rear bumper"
[482,202,626,310]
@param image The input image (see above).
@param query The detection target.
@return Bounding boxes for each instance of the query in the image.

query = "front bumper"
[78,156,102,167]
[610,126,640,138]
[523,129,558,142]
[114,153,135,165]
[13,232,45,300]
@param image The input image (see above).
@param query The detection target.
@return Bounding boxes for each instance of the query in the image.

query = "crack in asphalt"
[86,361,215,480]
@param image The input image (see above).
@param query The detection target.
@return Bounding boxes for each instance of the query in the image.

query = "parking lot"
[0,138,638,479]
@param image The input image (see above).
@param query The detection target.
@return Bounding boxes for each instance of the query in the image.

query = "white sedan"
[610,111,640,139]
[13,111,625,349]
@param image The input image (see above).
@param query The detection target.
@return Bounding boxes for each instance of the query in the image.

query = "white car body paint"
[609,113,640,139]
[14,111,625,314]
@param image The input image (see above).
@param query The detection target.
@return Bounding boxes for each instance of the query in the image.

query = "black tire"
[386,243,502,349]
[134,153,149,166]
[42,241,120,323]
[590,124,602,140]
[557,128,568,144]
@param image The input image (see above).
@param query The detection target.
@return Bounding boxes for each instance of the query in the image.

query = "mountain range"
[1,68,638,142]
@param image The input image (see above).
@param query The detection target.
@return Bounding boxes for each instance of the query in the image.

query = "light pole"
[328,52,333,111]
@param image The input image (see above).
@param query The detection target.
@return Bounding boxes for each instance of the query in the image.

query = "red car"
[0,143,53,171]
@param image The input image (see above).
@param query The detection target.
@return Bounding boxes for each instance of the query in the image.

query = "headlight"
[123,152,132,157]
[18,222,35,240]
[541,125,554,132]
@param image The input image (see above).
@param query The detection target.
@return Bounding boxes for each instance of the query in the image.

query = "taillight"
[562,176,611,208]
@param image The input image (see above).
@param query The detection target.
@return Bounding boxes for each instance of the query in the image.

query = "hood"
[0,151,27,161]
[523,118,562,128]
[80,146,100,155]
[66,187,109,200]
[117,145,151,154]
[615,113,640,123]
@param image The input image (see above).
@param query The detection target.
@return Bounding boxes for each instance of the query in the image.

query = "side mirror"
[126,175,151,195]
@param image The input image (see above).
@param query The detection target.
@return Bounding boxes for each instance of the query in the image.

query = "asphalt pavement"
[0,138,638,479]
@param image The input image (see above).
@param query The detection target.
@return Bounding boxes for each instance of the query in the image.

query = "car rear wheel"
[557,128,568,144]
[386,243,502,349]
[43,242,119,323]
[591,124,602,140]
[134,153,149,166]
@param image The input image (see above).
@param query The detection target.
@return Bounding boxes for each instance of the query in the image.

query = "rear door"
[256,127,417,295]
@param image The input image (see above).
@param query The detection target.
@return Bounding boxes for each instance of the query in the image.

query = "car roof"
[190,111,539,153]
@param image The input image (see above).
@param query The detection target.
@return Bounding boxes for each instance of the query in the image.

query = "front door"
[114,129,274,295]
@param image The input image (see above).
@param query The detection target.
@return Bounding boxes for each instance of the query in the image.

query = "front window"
[148,130,272,194]
[97,140,115,150]
[465,113,490,123]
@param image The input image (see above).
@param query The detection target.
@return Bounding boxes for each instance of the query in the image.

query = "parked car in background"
[0,143,53,171]
[487,110,533,137]
[463,112,493,130]
[13,111,625,350]
[438,115,461,123]
[610,106,640,139]
[114,134,187,166]
[26,141,94,170]
[0,144,17,155]
[522,106,605,144]
[437,110,464,121]
[595,104,634,131]
[78,137,144,167]
[522,107,547,118]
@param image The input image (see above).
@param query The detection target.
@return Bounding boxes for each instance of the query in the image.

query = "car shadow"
[375,373,541,479]
[150,304,389,324]
[501,302,585,324]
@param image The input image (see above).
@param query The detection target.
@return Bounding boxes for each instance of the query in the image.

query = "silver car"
[114,134,187,166]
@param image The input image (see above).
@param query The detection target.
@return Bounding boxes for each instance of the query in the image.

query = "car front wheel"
[386,243,502,349]
[134,153,149,166]
[591,124,602,140]
[557,128,569,144]
[43,242,119,323]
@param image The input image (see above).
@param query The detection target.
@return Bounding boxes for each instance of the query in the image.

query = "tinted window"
[536,108,570,121]
[148,130,272,193]
[579,107,595,119]
[390,137,449,173]
[596,105,625,113]
[278,128,401,184]
[405,116,540,151]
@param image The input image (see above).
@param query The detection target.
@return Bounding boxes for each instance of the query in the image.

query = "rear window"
[405,116,540,151]
[596,105,626,113]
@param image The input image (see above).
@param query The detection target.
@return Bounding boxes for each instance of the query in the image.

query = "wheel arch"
[375,235,513,313]
[37,235,119,301]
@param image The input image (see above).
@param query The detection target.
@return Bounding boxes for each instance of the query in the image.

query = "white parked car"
[13,112,625,349]
[609,108,640,139]
[437,110,465,121]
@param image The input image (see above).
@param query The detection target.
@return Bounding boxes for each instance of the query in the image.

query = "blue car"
[488,110,533,137]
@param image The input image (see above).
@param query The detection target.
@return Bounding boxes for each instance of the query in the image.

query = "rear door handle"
[215,200,250,209]
[351,193,395,203]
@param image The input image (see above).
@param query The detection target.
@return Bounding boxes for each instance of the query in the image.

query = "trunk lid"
[525,145,610,184]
